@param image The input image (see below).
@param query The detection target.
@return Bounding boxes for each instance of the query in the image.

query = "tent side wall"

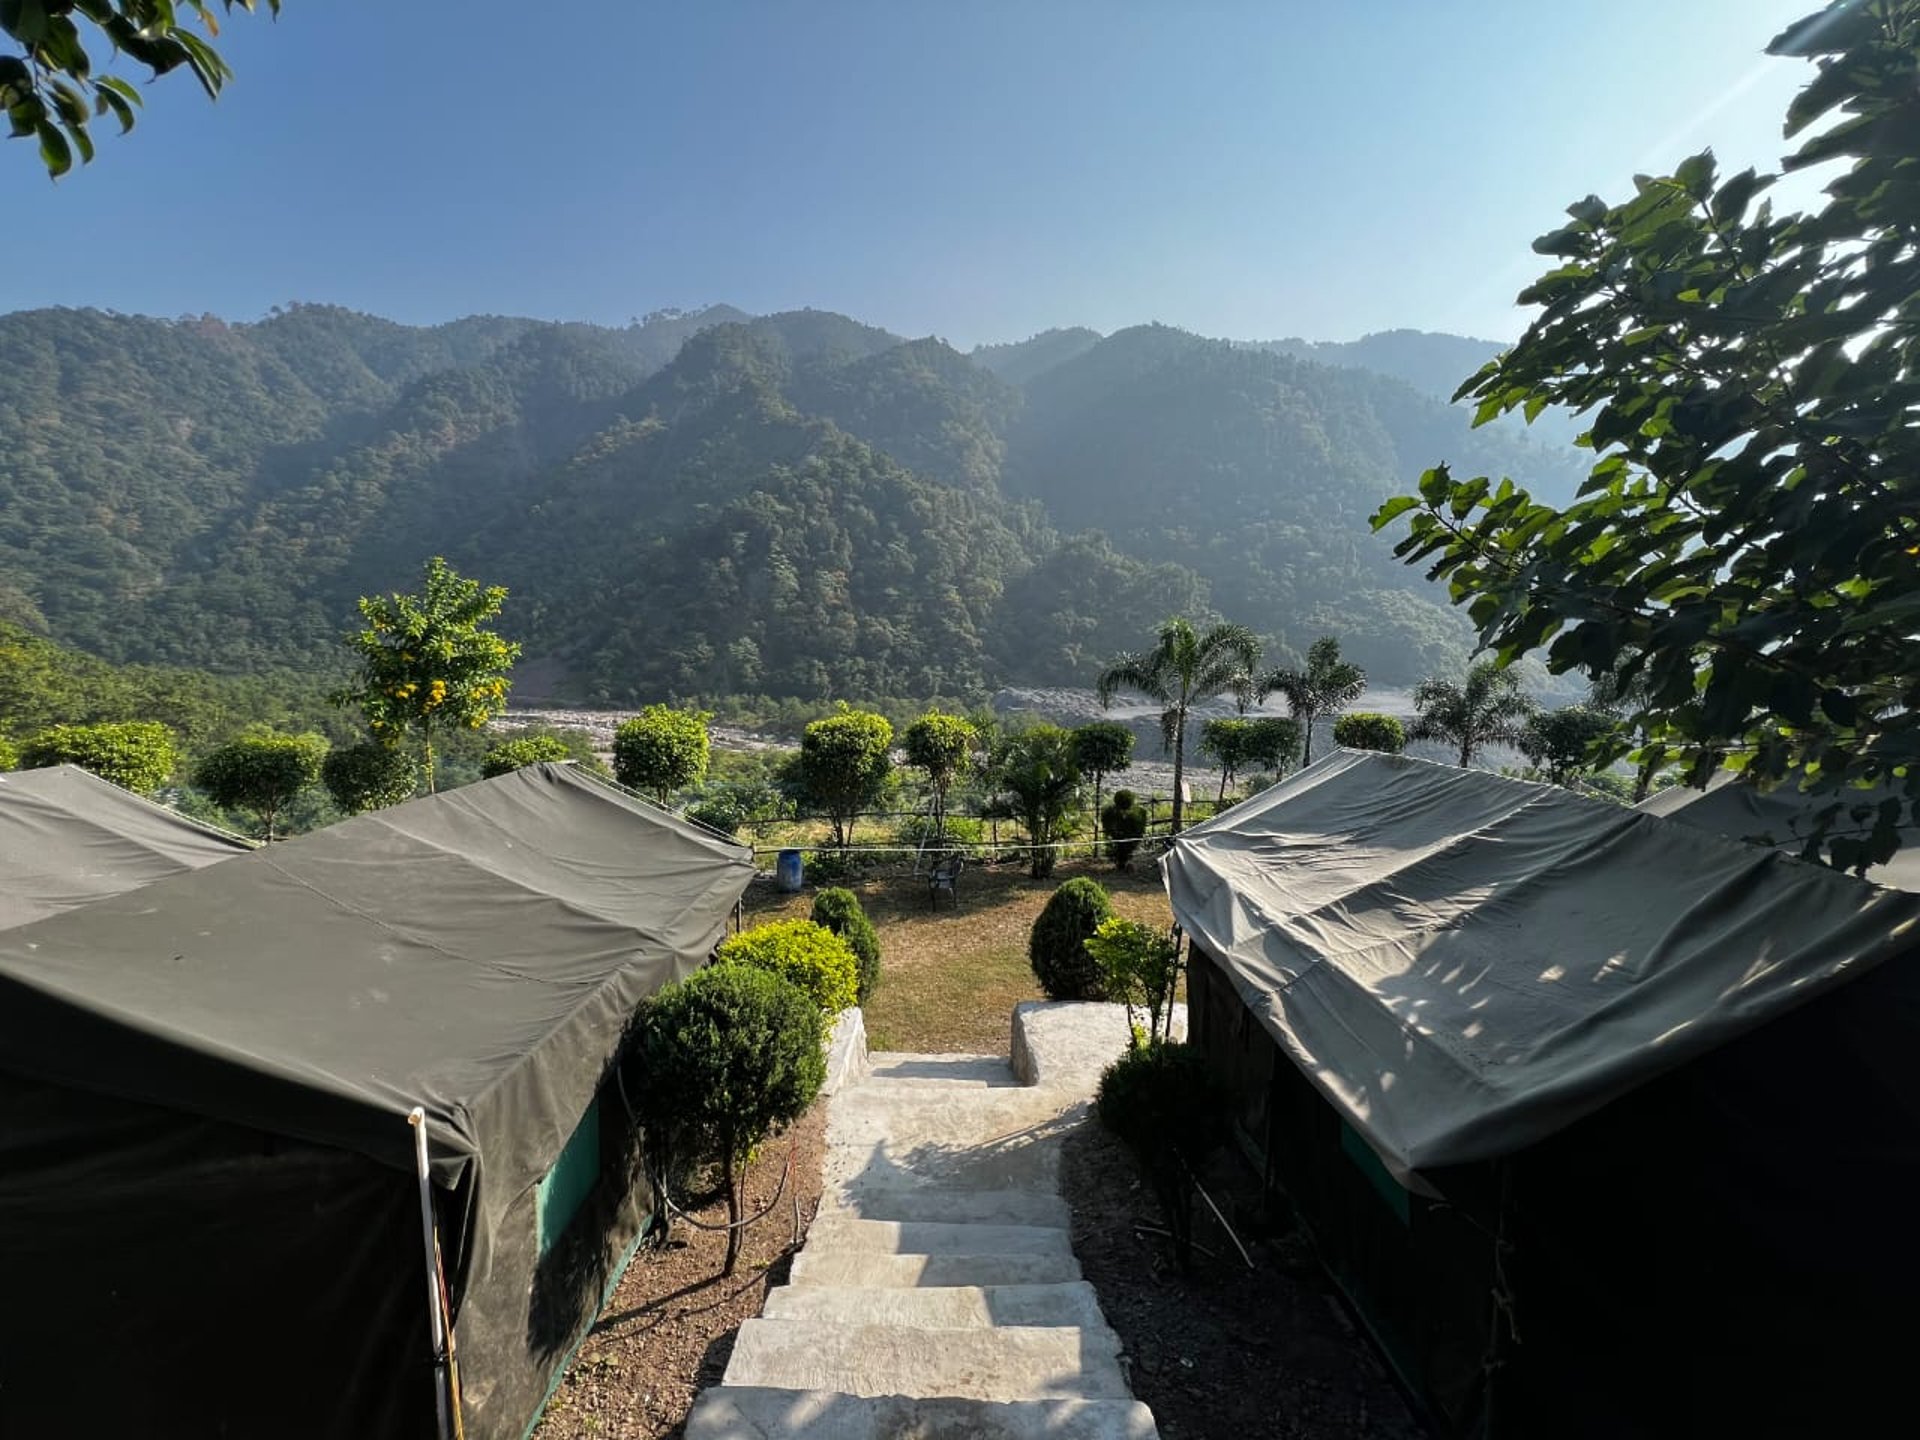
[453,1066,655,1440]
[0,1063,665,1440]
[1192,938,1920,1439]
[0,1073,432,1438]
[1188,942,1497,1435]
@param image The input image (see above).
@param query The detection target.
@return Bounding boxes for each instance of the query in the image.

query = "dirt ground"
[532,1102,828,1439]
[1062,1121,1425,1440]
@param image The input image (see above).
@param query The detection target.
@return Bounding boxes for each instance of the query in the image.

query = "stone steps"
[678,1017,1160,1438]
[788,1249,1086,1289]
[802,1216,1075,1257]
[763,1279,1108,1330]
[865,1052,1026,1087]
[818,1184,1073,1228]
[722,1318,1130,1401]
[684,1388,1160,1440]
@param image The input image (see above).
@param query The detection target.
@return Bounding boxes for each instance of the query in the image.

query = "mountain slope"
[2,304,1584,700]
[971,328,1105,386]
[999,325,1584,676]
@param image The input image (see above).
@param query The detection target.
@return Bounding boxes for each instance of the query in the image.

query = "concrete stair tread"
[804,1216,1071,1256]
[723,1318,1130,1401]
[685,1387,1159,1439]
[790,1250,1084,1289]
[820,1185,1071,1228]
[764,1280,1108,1330]
[866,1053,1023,1087]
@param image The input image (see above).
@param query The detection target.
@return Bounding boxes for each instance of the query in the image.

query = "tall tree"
[1261,636,1367,766]
[334,557,521,795]
[192,729,327,840]
[1097,617,1260,835]
[795,708,893,849]
[4,2,281,177]
[1410,662,1538,769]
[1373,0,1920,871]
[1069,721,1135,846]
[902,710,976,842]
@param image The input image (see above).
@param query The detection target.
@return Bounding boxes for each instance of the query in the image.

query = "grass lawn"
[742,856,1173,1054]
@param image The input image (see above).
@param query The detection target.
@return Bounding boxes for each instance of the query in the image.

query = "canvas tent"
[1167,750,1920,1437]
[0,763,754,1440]
[1637,770,1920,891]
[0,762,253,929]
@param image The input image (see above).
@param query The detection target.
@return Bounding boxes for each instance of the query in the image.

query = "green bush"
[892,813,986,854]
[796,708,894,848]
[321,739,419,814]
[1100,789,1149,870]
[1096,1042,1229,1270]
[481,733,574,777]
[811,887,881,1005]
[684,794,748,838]
[802,847,872,886]
[717,918,859,1014]
[0,735,17,771]
[1084,917,1183,1047]
[1028,878,1114,1001]
[192,729,329,841]
[627,964,826,1275]
[20,721,178,794]
[613,705,711,805]
[1333,712,1406,755]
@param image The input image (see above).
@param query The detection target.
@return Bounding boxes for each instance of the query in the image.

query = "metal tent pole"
[409,1108,454,1440]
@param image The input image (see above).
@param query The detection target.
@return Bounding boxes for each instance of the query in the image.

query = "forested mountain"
[1252,329,1505,403]
[1251,328,1585,448]
[971,328,1104,386]
[0,303,1584,703]
[1000,325,1585,677]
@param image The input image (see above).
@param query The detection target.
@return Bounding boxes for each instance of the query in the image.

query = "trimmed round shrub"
[322,740,419,814]
[810,887,881,1005]
[1333,712,1407,755]
[481,733,574,777]
[20,720,178,794]
[716,918,859,1014]
[627,963,826,1275]
[1096,1041,1229,1168]
[1100,789,1149,871]
[1028,878,1114,1000]
[1096,1040,1230,1271]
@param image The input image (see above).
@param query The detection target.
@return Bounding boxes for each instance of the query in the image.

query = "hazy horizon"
[1,1,1818,347]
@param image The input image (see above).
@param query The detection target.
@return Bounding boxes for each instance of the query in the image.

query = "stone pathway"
[684,1003,1169,1439]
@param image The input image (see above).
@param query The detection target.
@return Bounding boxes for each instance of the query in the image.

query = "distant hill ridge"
[0,302,1584,701]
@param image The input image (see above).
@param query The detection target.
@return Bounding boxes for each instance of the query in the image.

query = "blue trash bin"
[776,848,804,893]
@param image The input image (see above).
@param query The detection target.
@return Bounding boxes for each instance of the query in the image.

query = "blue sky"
[2,0,1822,346]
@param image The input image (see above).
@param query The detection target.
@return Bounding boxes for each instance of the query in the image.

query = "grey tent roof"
[1164,750,1920,1188]
[1637,772,1920,893]
[0,763,754,1266]
[0,764,253,930]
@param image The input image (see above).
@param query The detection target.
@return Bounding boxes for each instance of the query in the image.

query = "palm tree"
[1410,660,1539,768]
[1261,635,1366,766]
[1097,617,1261,835]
